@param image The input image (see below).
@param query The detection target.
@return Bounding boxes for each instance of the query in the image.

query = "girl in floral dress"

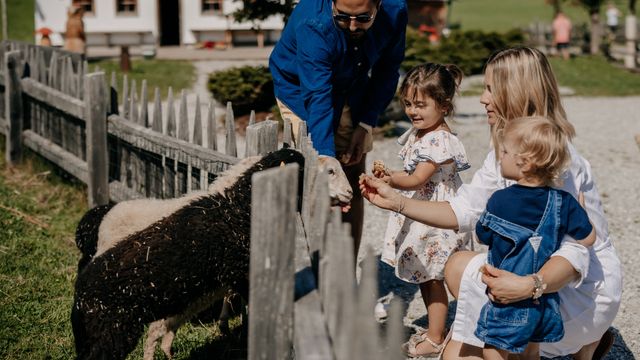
[373,63,470,358]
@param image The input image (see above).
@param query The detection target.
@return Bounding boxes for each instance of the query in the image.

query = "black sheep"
[71,148,305,360]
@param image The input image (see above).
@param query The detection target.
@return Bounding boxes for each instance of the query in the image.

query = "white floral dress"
[381,129,471,283]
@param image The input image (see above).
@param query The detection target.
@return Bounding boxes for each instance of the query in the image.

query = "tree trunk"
[590,9,603,54]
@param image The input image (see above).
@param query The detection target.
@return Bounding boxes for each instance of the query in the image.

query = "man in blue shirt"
[270,0,407,253]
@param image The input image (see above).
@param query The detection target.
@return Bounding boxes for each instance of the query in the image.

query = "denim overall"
[474,189,564,353]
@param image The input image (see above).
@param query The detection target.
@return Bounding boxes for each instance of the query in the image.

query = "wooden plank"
[293,212,334,360]
[5,51,24,165]
[84,72,109,207]
[166,87,176,137]
[207,100,217,151]
[107,114,239,172]
[293,290,335,360]
[21,78,85,119]
[249,164,298,360]
[139,79,148,127]
[192,95,202,146]
[22,130,88,183]
[245,120,278,157]
[283,117,292,148]
[225,101,237,157]
[352,254,381,359]
[321,210,356,360]
[108,180,145,203]
[178,89,189,142]
[306,160,330,257]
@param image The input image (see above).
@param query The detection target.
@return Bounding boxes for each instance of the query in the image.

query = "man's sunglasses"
[333,12,375,24]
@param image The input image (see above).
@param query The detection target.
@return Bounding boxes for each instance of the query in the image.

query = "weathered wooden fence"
[0,41,407,359]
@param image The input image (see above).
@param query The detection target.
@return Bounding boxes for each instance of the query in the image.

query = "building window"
[72,0,93,14]
[116,0,137,14]
[202,0,223,15]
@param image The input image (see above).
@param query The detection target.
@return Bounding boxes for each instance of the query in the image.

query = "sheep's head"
[318,155,353,213]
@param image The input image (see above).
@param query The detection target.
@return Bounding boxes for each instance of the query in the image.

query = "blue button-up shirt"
[269,0,407,156]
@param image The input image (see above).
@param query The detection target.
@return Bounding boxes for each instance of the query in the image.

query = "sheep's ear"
[282,142,291,149]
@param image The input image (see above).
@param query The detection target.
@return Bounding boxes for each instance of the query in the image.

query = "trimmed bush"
[403,27,526,75]
[208,65,275,117]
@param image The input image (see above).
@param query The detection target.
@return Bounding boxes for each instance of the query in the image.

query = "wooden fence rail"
[1,41,407,359]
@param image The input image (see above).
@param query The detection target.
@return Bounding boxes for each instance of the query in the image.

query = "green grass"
[549,55,640,96]
[0,139,242,359]
[449,0,636,33]
[89,59,197,101]
[0,0,35,43]
[0,141,87,358]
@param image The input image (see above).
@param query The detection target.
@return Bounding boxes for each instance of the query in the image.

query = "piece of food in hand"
[372,160,389,177]
[339,153,350,164]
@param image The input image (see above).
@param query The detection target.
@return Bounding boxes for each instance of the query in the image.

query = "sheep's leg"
[144,320,167,360]
[218,296,232,335]
[160,329,176,358]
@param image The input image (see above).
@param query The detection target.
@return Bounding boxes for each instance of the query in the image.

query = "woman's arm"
[481,256,580,304]
[359,175,459,229]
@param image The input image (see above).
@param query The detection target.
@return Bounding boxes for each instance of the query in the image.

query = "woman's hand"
[359,174,403,211]
[481,264,533,304]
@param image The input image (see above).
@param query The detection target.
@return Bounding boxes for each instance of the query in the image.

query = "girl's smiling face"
[403,92,445,131]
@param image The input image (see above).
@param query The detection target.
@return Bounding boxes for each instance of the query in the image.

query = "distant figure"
[552,11,572,60]
[64,5,86,55]
[35,27,53,47]
[605,2,621,38]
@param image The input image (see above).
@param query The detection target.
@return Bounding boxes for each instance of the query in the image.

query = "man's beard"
[344,28,365,40]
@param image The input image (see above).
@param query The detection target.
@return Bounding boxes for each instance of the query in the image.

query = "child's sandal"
[401,328,446,359]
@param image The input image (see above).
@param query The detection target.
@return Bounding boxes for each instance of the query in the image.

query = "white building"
[35,0,285,48]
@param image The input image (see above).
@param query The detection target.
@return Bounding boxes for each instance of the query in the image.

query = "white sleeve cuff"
[551,235,590,288]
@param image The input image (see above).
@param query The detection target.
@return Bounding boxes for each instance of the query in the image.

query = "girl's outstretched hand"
[358,174,401,211]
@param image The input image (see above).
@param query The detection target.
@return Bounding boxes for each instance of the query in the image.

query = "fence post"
[249,164,298,360]
[84,72,109,207]
[245,120,278,157]
[5,50,23,166]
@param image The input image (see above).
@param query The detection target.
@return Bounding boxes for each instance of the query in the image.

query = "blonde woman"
[359,46,621,360]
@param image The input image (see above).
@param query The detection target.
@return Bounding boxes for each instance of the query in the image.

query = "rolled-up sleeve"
[551,235,590,287]
[449,151,500,232]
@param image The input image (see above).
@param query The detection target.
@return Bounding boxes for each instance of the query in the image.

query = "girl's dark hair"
[399,63,463,115]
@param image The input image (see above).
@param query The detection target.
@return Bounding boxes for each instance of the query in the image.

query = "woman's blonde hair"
[486,46,575,152]
[500,116,570,186]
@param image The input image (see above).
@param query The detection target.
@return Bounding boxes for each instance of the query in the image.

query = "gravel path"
[360,96,640,359]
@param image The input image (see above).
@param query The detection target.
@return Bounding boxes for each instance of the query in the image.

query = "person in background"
[552,11,572,60]
[269,0,408,256]
[63,5,86,55]
[606,2,621,40]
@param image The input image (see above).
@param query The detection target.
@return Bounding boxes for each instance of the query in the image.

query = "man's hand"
[341,126,369,166]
